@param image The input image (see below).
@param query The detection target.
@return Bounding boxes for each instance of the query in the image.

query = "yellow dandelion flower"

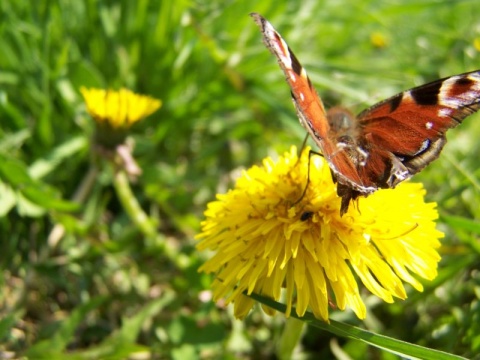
[196,146,443,322]
[80,87,161,129]
[474,38,480,52]
[370,31,388,49]
[80,87,161,149]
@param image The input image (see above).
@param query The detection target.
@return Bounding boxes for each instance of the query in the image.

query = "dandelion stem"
[113,169,159,238]
[113,170,187,268]
[276,317,305,360]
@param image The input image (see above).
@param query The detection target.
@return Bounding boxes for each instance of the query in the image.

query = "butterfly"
[251,13,480,215]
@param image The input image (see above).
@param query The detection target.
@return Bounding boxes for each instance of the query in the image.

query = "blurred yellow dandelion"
[474,38,480,52]
[370,31,388,48]
[196,146,443,322]
[80,87,161,129]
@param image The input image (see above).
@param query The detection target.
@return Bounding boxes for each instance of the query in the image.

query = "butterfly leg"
[292,149,323,205]
[298,133,310,154]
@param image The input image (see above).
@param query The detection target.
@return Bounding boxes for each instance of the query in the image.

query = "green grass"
[1,0,479,358]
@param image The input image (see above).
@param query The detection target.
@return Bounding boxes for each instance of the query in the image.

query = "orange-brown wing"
[251,13,480,216]
[251,13,390,215]
[250,13,331,149]
[321,71,480,215]
[358,71,480,180]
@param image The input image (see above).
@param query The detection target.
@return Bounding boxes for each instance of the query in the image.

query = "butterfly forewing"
[251,13,331,144]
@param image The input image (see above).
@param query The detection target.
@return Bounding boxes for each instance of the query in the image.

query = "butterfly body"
[251,13,480,214]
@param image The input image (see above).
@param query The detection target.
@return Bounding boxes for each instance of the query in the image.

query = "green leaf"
[0,156,32,185]
[16,190,46,217]
[441,214,480,254]
[64,291,176,360]
[116,291,176,344]
[172,344,198,360]
[0,128,31,153]
[0,181,17,216]
[29,135,88,180]
[0,312,21,341]
[25,296,108,359]
[247,292,468,360]
[21,186,78,212]
[0,154,79,212]
[441,214,480,235]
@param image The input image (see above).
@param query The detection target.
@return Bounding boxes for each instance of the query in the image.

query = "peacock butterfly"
[251,13,480,215]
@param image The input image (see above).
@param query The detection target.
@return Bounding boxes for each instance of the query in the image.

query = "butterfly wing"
[251,12,480,215]
[357,71,480,183]
[331,72,480,214]
[250,13,331,150]
[251,13,403,214]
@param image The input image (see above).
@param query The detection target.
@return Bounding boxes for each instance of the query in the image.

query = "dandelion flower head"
[80,87,161,129]
[196,146,443,322]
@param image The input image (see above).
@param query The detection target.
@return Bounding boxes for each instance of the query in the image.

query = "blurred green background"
[1,0,479,359]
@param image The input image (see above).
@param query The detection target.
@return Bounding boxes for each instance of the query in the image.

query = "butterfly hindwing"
[358,71,480,176]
